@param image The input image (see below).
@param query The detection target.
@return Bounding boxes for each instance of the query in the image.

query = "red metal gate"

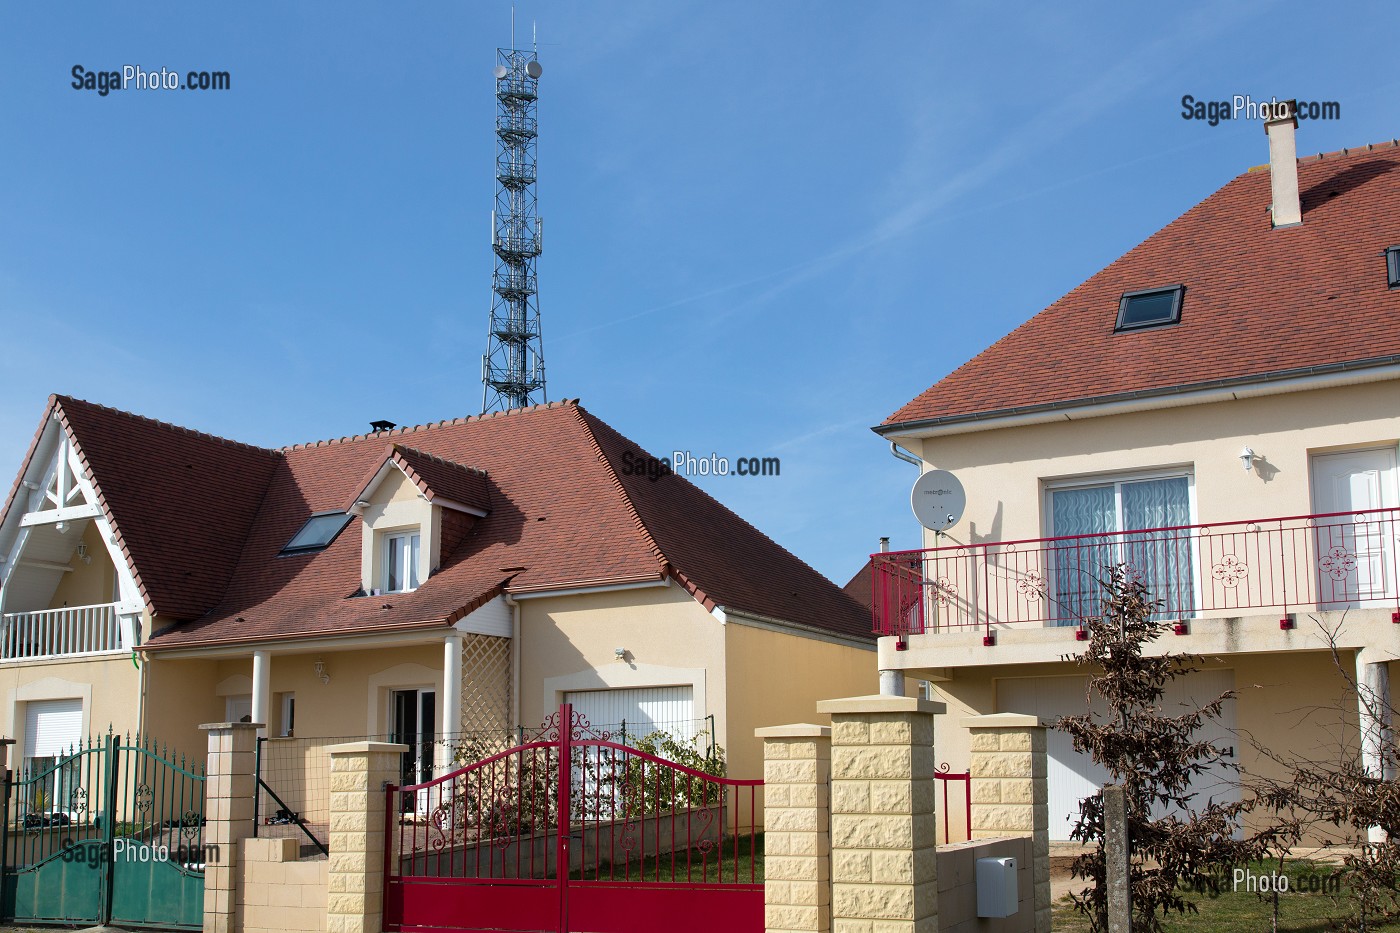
[383,704,762,933]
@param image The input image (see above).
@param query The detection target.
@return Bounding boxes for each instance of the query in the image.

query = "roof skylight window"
[1387,246,1400,289]
[1115,285,1185,332]
[280,511,353,556]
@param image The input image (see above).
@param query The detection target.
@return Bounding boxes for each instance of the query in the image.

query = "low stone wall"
[936,836,1034,933]
[235,837,327,933]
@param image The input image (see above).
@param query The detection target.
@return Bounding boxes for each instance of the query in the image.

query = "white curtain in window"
[1049,486,1116,625]
[1121,478,1194,618]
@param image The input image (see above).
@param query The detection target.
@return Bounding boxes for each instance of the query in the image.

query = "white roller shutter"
[564,687,695,741]
[24,699,83,759]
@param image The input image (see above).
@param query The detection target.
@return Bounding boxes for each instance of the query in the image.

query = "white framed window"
[278,692,296,737]
[383,532,421,593]
[1043,469,1196,624]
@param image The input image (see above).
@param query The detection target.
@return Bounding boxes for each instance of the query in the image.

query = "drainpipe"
[889,441,920,466]
[505,594,522,734]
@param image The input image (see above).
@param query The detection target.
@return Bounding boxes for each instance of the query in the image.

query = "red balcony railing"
[871,507,1400,639]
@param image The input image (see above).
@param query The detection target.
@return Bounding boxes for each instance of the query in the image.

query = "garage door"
[563,686,695,743]
[997,670,1237,840]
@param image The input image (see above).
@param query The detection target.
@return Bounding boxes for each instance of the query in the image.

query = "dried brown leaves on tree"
[1056,566,1272,932]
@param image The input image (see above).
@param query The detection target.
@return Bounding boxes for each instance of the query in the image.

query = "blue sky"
[2,1,1396,586]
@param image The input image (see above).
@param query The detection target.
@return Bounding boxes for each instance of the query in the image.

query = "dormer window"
[1115,285,1185,332]
[280,512,353,556]
[384,532,421,592]
[1387,246,1400,289]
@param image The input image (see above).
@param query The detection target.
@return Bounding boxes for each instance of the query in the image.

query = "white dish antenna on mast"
[910,470,966,533]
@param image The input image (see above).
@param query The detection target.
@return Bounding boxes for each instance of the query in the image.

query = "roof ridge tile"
[281,399,581,452]
[54,395,281,458]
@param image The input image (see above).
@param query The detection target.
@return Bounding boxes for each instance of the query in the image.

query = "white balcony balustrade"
[1,603,123,660]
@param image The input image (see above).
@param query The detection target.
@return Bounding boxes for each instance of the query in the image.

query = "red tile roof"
[355,445,492,514]
[882,140,1400,432]
[0,397,868,647]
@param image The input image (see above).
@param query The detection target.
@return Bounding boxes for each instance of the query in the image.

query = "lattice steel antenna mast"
[481,47,546,413]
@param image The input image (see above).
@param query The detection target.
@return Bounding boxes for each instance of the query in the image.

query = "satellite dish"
[525,60,543,78]
[911,470,966,533]
[493,64,509,79]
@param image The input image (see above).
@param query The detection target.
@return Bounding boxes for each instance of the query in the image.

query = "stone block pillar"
[326,742,406,933]
[757,724,832,933]
[817,694,942,933]
[201,721,261,933]
[965,713,1051,933]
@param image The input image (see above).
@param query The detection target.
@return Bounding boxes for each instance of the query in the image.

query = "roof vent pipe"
[1264,100,1302,228]
[370,420,397,433]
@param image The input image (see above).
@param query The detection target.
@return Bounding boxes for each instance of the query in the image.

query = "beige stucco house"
[0,394,873,821]
[871,109,1400,841]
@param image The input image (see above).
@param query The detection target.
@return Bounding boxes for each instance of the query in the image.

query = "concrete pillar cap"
[755,723,831,738]
[200,722,266,731]
[817,694,945,715]
[326,741,410,755]
[963,713,1042,729]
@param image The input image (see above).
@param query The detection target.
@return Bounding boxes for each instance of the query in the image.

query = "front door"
[390,689,436,813]
[1311,448,1400,608]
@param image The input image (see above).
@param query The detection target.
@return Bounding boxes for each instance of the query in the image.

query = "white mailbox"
[976,856,1018,918]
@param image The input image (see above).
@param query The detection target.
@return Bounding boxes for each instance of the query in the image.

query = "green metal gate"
[1,731,206,930]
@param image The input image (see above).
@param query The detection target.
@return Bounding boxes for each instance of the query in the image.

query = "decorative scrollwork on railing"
[930,578,958,607]
[179,810,202,843]
[1319,546,1357,581]
[536,707,616,742]
[1016,570,1046,601]
[133,784,153,815]
[69,786,88,816]
[1211,555,1249,588]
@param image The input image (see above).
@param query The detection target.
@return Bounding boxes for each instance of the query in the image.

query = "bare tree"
[1057,566,1272,932]
[1248,615,1400,932]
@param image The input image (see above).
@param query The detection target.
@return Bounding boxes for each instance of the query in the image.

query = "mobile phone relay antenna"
[481,32,546,413]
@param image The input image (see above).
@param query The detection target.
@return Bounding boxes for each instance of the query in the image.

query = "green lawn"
[569,832,763,884]
[1052,861,1400,932]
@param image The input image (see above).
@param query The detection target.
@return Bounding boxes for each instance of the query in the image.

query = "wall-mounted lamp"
[75,544,91,565]
[314,659,330,685]
[613,647,628,662]
[1239,447,1257,473]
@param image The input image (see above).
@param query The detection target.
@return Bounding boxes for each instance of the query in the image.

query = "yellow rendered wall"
[46,522,116,610]
[518,584,725,736]
[0,654,140,755]
[201,643,444,740]
[723,621,877,781]
[913,380,1400,549]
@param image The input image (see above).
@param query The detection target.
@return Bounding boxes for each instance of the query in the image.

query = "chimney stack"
[1264,99,1301,228]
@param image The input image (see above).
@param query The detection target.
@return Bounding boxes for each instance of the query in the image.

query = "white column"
[879,669,906,696]
[444,631,464,739]
[251,649,271,738]
[1357,656,1393,843]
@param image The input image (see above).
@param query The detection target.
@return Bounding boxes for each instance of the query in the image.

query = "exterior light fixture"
[314,659,330,684]
[613,647,627,661]
[76,544,91,564]
[1239,447,1257,472]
